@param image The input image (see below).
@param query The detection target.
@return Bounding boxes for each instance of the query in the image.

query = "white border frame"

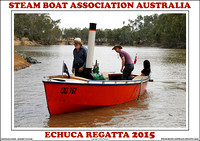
[11,10,189,131]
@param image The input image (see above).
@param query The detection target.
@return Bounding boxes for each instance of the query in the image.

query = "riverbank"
[14,36,185,49]
[14,36,41,46]
[14,52,30,71]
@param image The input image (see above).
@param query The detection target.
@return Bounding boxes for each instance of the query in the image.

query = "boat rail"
[44,75,150,85]
[86,76,150,84]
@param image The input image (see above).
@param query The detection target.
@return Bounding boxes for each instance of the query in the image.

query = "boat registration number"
[61,87,77,94]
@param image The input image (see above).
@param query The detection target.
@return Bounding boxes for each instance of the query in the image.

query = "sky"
[49,11,163,30]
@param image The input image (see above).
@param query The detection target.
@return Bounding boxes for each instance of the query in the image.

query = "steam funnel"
[85,23,97,73]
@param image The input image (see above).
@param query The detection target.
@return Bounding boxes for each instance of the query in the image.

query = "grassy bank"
[14,36,41,46]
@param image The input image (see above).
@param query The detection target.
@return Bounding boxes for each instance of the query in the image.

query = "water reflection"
[47,91,149,128]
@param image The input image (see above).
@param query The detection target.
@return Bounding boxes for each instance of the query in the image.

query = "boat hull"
[43,78,148,115]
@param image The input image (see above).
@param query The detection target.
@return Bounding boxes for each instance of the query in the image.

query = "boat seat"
[133,75,148,80]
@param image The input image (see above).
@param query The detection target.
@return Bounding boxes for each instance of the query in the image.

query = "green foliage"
[133,14,186,48]
[61,14,186,48]
[20,40,24,46]
[62,28,89,43]
[154,14,186,48]
[14,13,186,48]
[14,14,62,45]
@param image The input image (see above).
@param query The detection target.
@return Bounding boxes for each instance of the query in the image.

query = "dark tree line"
[14,14,62,45]
[15,13,186,48]
[62,14,186,48]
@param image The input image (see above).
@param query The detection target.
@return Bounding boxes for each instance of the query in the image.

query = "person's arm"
[72,60,75,73]
[82,61,86,68]
[78,48,87,73]
[121,56,125,72]
[72,59,75,68]
[82,47,87,68]
[72,50,75,73]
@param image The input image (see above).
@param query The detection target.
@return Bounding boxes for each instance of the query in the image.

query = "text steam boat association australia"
[9,2,191,9]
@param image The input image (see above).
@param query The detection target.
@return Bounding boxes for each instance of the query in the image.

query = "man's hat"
[74,38,82,44]
[112,45,123,50]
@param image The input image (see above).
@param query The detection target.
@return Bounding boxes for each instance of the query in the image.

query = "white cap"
[74,38,82,44]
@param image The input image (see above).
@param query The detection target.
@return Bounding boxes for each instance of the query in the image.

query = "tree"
[14,13,62,45]
[153,14,186,48]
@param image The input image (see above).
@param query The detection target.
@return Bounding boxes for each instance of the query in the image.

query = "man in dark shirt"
[72,38,87,77]
[112,45,134,80]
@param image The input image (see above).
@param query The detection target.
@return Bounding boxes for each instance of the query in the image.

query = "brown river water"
[14,45,186,128]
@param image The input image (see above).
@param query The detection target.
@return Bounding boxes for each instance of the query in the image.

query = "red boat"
[43,74,150,115]
[43,23,151,115]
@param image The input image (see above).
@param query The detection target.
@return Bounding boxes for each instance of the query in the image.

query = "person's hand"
[120,67,123,73]
[78,67,84,72]
[72,68,75,73]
